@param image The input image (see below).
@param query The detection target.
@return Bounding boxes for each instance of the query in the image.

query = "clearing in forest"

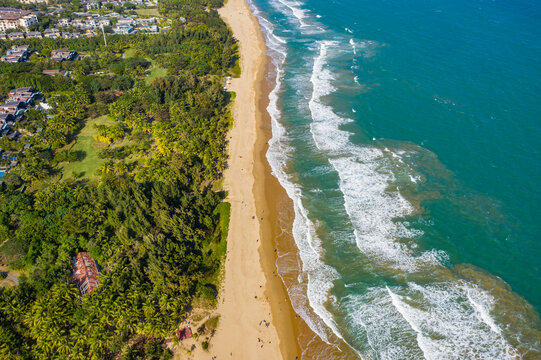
[60,115,114,180]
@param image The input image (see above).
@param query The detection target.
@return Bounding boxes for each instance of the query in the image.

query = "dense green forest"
[0,0,237,358]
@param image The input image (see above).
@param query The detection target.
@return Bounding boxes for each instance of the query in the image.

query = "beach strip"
[198,0,301,358]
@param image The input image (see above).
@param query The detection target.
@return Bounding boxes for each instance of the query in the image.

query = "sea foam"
[249,0,345,346]
[306,39,518,359]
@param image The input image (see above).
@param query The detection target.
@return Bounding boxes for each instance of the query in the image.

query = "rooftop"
[0,8,32,20]
[72,251,100,295]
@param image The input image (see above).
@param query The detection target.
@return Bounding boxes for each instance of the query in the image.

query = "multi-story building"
[7,87,38,106]
[43,27,61,38]
[113,24,135,34]
[8,32,24,40]
[16,0,48,4]
[1,45,30,63]
[84,1,101,11]
[57,18,70,27]
[26,31,42,38]
[0,8,38,31]
[117,17,135,26]
[51,48,78,62]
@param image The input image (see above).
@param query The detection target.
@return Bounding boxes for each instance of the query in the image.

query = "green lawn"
[123,48,137,59]
[229,59,241,78]
[146,66,168,84]
[135,8,161,17]
[60,116,113,181]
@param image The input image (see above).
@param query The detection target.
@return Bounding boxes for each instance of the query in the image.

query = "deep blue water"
[251,0,541,357]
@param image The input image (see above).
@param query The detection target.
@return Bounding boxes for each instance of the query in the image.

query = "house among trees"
[8,87,38,106]
[113,24,135,34]
[43,28,61,39]
[8,32,24,40]
[26,31,42,38]
[0,87,37,138]
[1,45,30,63]
[51,48,78,62]
[71,252,100,295]
[42,69,68,77]
[0,113,15,131]
[0,101,25,117]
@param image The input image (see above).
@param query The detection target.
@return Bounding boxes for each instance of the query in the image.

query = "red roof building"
[71,252,100,295]
[176,326,193,341]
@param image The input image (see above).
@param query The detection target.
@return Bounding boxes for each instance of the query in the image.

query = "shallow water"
[250,0,541,357]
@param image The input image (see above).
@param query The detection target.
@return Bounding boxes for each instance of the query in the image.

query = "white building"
[0,9,38,31]
[58,18,70,27]
[16,0,48,4]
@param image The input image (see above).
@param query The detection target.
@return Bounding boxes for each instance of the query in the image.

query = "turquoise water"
[250,0,541,358]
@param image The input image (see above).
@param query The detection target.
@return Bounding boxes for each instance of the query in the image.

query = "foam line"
[307,40,518,359]
[249,0,347,347]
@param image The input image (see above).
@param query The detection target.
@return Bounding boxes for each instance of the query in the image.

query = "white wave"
[308,40,443,272]
[273,0,309,27]
[268,0,324,35]
[388,283,519,359]
[266,69,343,345]
[248,0,287,62]
[250,0,345,347]
[307,40,518,358]
[343,287,425,359]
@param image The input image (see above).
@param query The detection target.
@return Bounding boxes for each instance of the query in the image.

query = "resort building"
[7,87,38,105]
[16,0,48,4]
[57,18,70,27]
[71,252,100,295]
[26,30,42,38]
[117,17,135,26]
[0,101,25,118]
[51,48,78,62]
[0,113,15,131]
[43,28,61,38]
[0,8,38,31]
[113,25,135,35]
[8,32,24,40]
[1,45,30,63]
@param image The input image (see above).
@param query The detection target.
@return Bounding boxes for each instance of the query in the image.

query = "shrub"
[3,172,23,187]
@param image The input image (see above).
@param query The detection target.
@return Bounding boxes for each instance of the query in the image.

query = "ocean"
[249,0,541,358]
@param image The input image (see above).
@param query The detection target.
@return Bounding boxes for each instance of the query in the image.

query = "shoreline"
[189,0,301,358]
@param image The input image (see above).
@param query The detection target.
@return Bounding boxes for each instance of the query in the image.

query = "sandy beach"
[185,0,301,358]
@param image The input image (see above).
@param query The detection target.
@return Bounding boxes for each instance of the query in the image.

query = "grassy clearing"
[229,59,241,78]
[146,66,168,84]
[197,201,230,303]
[214,202,231,244]
[135,8,161,17]
[60,115,113,181]
[123,48,137,59]
[0,239,26,268]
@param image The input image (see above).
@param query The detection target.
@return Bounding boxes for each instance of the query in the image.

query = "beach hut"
[176,326,192,341]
